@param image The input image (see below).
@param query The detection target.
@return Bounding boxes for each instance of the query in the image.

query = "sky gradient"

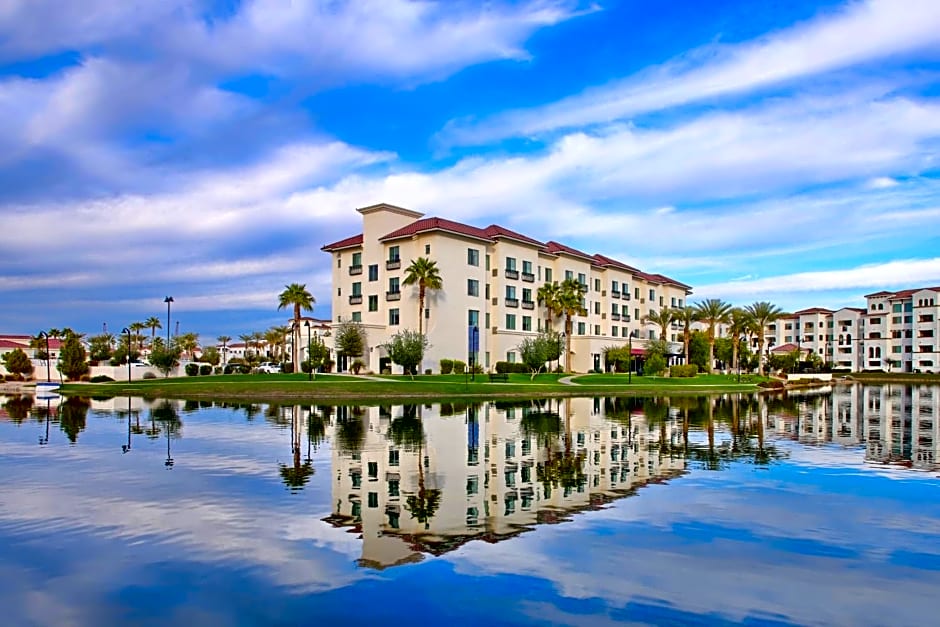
[2,0,939,341]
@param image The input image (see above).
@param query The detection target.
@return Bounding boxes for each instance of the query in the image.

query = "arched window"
[846,334,852,344]
[838,334,844,345]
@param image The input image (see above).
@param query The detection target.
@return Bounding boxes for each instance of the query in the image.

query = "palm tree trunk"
[565,315,573,372]
[683,332,690,366]
[418,286,425,337]
[758,337,766,375]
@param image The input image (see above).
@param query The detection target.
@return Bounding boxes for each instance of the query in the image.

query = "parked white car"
[256,362,281,374]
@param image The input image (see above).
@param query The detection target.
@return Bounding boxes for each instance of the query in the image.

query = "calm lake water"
[1,385,939,626]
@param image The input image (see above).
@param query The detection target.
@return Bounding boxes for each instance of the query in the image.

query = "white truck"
[256,362,281,374]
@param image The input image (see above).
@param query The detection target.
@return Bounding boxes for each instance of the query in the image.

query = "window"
[634,308,640,319]
[578,272,586,286]
[368,492,378,508]
[468,310,479,327]
[388,277,400,293]
[578,322,586,335]
[612,326,619,337]
[594,278,601,292]
[659,296,664,306]
[649,289,655,300]
[595,325,601,335]
[352,252,362,266]
[368,264,378,281]
[522,288,532,303]
[389,450,400,466]
[506,351,515,363]
[506,314,516,330]
[368,295,378,312]
[594,301,600,315]
[623,326,629,337]
[425,244,431,255]
[337,256,341,268]
[635,287,640,299]
[466,476,479,495]
[611,303,619,315]
[545,268,552,282]
[486,312,490,328]
[351,312,362,322]
[352,282,362,296]
[522,260,533,275]
[388,480,399,497]
[893,303,902,313]
[565,270,573,281]
[506,285,516,300]
[505,257,517,271]
[468,279,479,296]
[522,316,532,331]
[388,245,400,261]
[671,297,676,306]
[368,462,378,479]
[389,308,400,325]
[468,248,479,266]
[612,280,619,293]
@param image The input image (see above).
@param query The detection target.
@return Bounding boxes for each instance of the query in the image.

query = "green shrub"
[424,368,432,375]
[670,364,699,378]
[470,364,483,374]
[281,362,294,374]
[80,374,91,382]
[453,360,466,374]
[382,367,391,375]
[184,363,199,376]
[758,380,785,389]
[644,353,667,376]
[351,359,365,374]
[495,361,510,374]
[199,364,212,376]
[142,372,157,379]
[323,359,334,373]
[440,359,454,374]
[300,360,313,374]
[89,375,114,383]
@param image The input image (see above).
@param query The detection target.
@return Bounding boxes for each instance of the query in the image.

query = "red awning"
[631,348,646,356]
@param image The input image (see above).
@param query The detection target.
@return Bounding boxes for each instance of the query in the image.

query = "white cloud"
[441,0,940,145]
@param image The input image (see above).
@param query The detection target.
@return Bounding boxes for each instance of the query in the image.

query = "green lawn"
[570,373,768,386]
[59,370,765,403]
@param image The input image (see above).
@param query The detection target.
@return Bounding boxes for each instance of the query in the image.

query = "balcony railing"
[521,300,535,310]
[386,258,401,270]
[611,313,620,321]
[348,295,363,305]
[386,291,401,301]
[348,265,363,276]
[521,272,535,283]
[504,269,519,280]
[505,298,519,308]
[611,291,620,299]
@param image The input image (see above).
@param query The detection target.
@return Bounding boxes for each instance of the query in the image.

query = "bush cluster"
[185,363,199,376]
[90,375,114,383]
[758,380,785,389]
[3,373,25,382]
[223,364,251,374]
[494,361,529,374]
[440,359,453,374]
[142,372,157,379]
[669,364,699,378]
[199,364,212,376]
[281,362,294,374]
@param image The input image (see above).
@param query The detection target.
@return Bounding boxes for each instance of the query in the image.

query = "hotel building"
[760,287,940,373]
[321,203,693,373]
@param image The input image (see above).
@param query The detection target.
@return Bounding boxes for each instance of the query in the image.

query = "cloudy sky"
[2,0,939,340]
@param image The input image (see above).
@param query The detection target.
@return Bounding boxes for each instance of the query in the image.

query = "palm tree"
[727,308,752,372]
[537,281,563,331]
[238,333,253,360]
[129,321,147,353]
[557,278,587,372]
[145,316,162,349]
[694,298,733,373]
[277,283,315,372]
[676,306,698,366]
[217,335,231,365]
[176,332,199,361]
[745,301,784,375]
[402,257,443,337]
[643,307,675,347]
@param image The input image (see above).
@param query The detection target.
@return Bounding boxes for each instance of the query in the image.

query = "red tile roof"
[864,290,894,298]
[0,339,27,349]
[482,225,544,248]
[592,254,641,274]
[793,307,833,315]
[321,233,363,251]
[544,240,595,261]
[771,343,799,353]
[645,272,693,291]
[379,217,491,243]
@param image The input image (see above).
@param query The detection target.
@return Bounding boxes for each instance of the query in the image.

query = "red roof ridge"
[544,240,594,262]
[379,217,490,243]
[321,233,363,251]
[482,225,544,248]
[793,307,833,315]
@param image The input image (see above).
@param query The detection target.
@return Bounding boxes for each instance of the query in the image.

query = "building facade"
[322,204,693,373]
[759,287,940,373]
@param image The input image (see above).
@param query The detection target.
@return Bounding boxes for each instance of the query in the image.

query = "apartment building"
[321,203,693,373]
[760,286,940,373]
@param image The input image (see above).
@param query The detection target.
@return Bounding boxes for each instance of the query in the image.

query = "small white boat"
[36,381,60,393]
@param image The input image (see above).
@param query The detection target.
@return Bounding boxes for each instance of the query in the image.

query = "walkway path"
[557,376,579,386]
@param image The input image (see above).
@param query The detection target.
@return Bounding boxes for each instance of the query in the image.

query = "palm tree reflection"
[279,406,314,492]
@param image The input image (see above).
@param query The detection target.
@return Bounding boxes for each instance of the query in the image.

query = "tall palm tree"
[278,283,315,372]
[557,278,587,372]
[217,335,231,364]
[727,308,752,372]
[745,301,784,375]
[402,257,443,337]
[694,298,733,373]
[537,281,563,331]
[273,325,292,362]
[643,307,675,347]
[129,321,147,352]
[144,316,162,349]
[177,332,199,361]
[676,306,698,366]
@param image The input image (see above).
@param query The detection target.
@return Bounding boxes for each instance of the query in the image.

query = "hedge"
[669,364,699,378]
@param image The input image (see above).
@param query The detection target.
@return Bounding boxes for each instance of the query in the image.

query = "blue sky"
[1,0,939,341]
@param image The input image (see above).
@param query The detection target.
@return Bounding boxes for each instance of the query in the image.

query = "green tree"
[557,278,587,372]
[745,301,785,375]
[334,320,366,368]
[175,332,199,361]
[87,333,114,362]
[644,339,669,376]
[129,321,147,352]
[689,330,709,371]
[676,306,698,366]
[537,281,563,331]
[402,257,443,338]
[694,298,733,373]
[643,307,675,345]
[150,338,181,377]
[727,308,753,372]
[385,329,429,378]
[517,332,555,379]
[145,316,162,348]
[59,397,90,443]
[200,346,220,366]
[278,283,315,372]
[303,335,330,379]
[58,335,89,380]
[2,348,33,378]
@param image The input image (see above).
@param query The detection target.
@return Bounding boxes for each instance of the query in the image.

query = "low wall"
[786,373,833,382]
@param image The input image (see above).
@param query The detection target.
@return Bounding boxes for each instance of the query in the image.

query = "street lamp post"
[122,396,132,454]
[164,296,174,345]
[122,327,132,382]
[38,331,51,382]
[304,320,312,381]
[628,333,633,384]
